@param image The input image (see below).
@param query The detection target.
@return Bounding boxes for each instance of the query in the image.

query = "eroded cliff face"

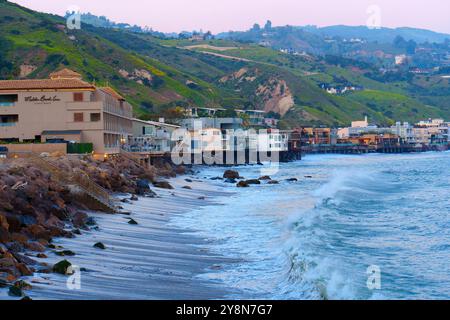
[219,67,294,116]
[256,78,294,116]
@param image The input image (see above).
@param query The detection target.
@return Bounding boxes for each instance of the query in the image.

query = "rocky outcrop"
[0,154,185,290]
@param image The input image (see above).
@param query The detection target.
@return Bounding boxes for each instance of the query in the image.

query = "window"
[0,94,18,106]
[74,113,84,122]
[0,115,18,126]
[73,93,84,102]
[90,113,101,122]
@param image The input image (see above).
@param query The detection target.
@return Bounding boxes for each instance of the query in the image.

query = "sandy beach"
[1,176,238,300]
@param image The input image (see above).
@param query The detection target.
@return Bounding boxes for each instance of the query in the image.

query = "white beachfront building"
[129,118,180,153]
[390,122,415,144]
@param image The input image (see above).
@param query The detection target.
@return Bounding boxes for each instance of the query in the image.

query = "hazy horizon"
[9,0,450,35]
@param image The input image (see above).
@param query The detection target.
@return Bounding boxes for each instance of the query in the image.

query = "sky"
[10,0,450,34]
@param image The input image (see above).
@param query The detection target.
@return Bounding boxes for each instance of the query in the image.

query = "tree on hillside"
[264,20,272,31]
[393,35,407,48]
[252,23,261,32]
[406,40,417,54]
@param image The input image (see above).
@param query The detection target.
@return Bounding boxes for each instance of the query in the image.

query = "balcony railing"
[0,122,17,127]
[0,102,14,107]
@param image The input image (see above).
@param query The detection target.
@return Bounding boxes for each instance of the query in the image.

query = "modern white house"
[129,118,180,153]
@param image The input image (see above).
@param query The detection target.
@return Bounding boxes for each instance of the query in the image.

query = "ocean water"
[171,152,450,300]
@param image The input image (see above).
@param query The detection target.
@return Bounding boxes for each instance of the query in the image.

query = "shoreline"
[2,152,448,300]
[1,175,239,300]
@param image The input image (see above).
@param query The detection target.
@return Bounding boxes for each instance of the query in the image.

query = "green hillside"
[347,90,445,123]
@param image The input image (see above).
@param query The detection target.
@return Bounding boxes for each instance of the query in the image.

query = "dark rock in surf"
[245,179,261,185]
[237,181,250,188]
[223,170,240,180]
[128,219,138,225]
[93,242,106,250]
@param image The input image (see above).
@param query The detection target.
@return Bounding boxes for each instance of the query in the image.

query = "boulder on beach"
[237,181,250,188]
[8,285,23,297]
[128,218,138,225]
[55,250,76,257]
[13,280,32,290]
[85,217,97,226]
[72,212,88,229]
[52,260,72,275]
[93,242,106,250]
[152,181,174,190]
[259,176,272,181]
[223,170,240,180]
[268,180,280,185]
[286,178,298,182]
[182,186,192,190]
[224,178,237,184]
[136,179,157,196]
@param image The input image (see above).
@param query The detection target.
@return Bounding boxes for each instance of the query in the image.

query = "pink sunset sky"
[10,0,450,34]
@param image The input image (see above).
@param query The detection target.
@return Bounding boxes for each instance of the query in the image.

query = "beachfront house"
[130,118,181,153]
[412,119,449,147]
[0,69,133,156]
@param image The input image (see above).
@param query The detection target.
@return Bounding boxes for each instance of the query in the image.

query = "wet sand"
[2,177,238,300]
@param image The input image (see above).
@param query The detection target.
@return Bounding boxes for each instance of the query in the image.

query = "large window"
[74,113,84,122]
[90,113,101,122]
[0,115,18,126]
[0,94,18,107]
[73,92,84,102]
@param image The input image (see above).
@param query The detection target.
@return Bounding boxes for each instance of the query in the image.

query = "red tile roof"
[99,87,125,101]
[49,68,82,79]
[0,79,95,91]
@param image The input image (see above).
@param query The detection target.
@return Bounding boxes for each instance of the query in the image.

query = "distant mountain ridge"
[305,25,450,44]
[70,11,450,45]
